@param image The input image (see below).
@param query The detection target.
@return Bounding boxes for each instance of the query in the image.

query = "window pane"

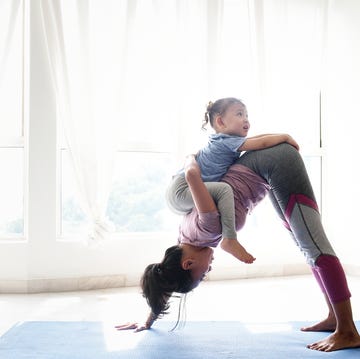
[0,0,23,137]
[107,152,176,233]
[0,148,24,237]
[60,149,88,235]
[60,150,177,236]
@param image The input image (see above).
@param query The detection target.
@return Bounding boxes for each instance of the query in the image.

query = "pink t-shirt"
[178,210,222,247]
[222,164,270,231]
[178,164,269,248]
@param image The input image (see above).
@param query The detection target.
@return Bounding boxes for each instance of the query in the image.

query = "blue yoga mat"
[0,321,359,358]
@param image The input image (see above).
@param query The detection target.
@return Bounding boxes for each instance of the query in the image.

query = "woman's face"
[189,247,214,288]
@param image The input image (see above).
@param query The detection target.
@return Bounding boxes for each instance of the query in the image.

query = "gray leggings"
[166,175,237,239]
[236,143,352,303]
[236,143,336,266]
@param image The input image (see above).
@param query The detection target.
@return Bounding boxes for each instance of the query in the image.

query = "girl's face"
[218,103,250,137]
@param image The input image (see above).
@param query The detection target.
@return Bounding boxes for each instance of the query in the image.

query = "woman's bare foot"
[307,330,360,352]
[301,317,336,332]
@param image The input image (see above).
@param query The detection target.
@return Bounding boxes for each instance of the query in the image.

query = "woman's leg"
[237,143,360,351]
[303,267,337,332]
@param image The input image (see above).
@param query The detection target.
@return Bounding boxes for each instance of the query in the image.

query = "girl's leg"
[166,174,237,239]
[165,175,195,215]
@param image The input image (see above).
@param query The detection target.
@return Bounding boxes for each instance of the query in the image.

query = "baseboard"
[0,263,358,294]
[0,274,126,294]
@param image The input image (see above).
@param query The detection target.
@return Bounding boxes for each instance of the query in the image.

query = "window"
[57,0,324,244]
[0,148,24,237]
[60,150,178,236]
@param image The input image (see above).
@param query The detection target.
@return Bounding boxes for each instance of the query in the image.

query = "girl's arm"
[239,134,299,151]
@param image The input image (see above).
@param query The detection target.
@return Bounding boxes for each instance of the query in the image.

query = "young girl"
[117,143,360,352]
[167,97,299,263]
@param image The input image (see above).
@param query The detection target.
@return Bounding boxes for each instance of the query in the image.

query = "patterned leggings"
[236,143,350,303]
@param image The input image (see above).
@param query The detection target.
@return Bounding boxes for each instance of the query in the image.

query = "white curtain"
[0,0,21,89]
[0,0,23,137]
[38,0,328,242]
[247,0,328,149]
[40,0,122,241]
[39,0,223,240]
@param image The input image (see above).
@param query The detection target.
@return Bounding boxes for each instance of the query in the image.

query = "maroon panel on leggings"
[314,255,351,303]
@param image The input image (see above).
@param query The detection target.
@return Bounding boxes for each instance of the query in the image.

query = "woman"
[117,143,360,352]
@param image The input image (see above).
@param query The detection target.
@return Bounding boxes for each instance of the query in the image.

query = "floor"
[0,275,359,337]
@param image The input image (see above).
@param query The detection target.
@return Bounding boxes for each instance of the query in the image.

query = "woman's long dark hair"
[141,245,193,320]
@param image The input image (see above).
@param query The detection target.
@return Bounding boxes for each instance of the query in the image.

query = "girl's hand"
[115,322,149,333]
[285,135,300,151]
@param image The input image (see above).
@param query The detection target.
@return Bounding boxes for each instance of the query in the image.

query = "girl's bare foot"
[301,317,336,332]
[307,330,360,352]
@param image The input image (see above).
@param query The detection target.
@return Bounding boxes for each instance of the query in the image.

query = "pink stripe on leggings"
[285,194,319,223]
[312,254,351,303]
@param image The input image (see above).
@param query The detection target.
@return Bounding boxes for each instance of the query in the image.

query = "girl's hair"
[202,97,245,130]
[141,245,193,319]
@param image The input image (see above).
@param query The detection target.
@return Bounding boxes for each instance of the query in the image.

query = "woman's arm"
[184,155,217,213]
[240,134,299,151]
[185,155,255,264]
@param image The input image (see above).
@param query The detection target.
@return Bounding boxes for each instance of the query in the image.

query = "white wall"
[321,0,360,275]
[1,0,360,293]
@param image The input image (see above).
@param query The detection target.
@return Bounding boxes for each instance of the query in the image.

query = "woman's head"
[141,244,214,318]
[141,245,193,318]
[180,244,214,288]
[203,97,248,136]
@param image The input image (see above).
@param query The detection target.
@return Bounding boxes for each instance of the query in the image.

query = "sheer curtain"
[39,0,223,241]
[40,0,122,241]
[0,0,21,91]
[0,0,23,135]
[38,0,328,245]
[247,0,328,149]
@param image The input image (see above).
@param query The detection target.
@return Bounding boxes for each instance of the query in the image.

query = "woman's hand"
[184,154,201,178]
[115,312,157,332]
[115,322,149,333]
